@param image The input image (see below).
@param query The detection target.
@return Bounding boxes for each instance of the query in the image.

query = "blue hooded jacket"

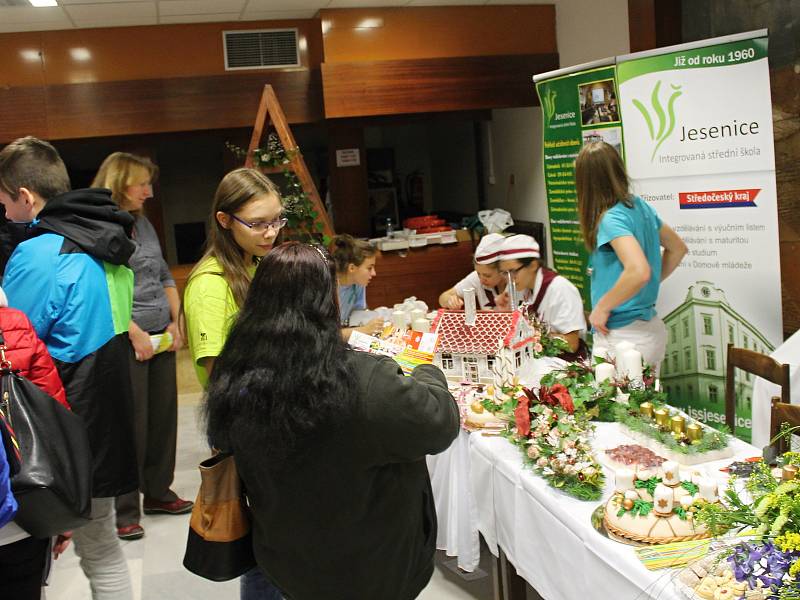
[0,436,18,529]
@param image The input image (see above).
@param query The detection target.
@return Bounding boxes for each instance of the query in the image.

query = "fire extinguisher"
[406,170,424,212]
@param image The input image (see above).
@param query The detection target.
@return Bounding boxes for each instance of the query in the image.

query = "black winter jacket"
[231,352,459,600]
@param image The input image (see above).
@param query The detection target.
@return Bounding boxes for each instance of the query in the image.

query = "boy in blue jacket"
[0,136,136,599]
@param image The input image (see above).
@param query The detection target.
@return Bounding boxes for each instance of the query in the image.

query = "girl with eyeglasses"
[184,167,285,600]
[495,234,587,360]
[329,234,384,339]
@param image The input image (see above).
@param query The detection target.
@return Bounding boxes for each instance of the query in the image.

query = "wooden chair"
[769,396,800,455]
[725,343,790,433]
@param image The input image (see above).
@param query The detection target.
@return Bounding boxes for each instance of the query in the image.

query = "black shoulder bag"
[0,328,92,538]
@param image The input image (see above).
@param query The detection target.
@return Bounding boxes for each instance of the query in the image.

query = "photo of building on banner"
[617,31,781,442]
[535,63,622,311]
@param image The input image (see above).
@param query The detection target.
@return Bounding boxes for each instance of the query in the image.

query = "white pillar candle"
[614,340,635,358]
[391,310,407,330]
[621,348,644,381]
[697,477,717,502]
[410,308,425,323]
[593,345,610,361]
[594,362,616,384]
[463,287,477,326]
[690,469,706,485]
[660,461,680,486]
[412,318,429,333]
[615,468,635,492]
[653,483,674,515]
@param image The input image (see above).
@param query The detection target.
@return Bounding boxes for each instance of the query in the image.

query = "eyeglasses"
[501,265,526,277]
[229,213,288,233]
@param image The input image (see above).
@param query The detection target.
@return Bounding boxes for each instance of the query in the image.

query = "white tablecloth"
[426,430,481,571]
[425,356,568,571]
[468,422,757,600]
[751,328,800,449]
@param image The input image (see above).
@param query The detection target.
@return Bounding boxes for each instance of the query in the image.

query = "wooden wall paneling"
[327,121,369,236]
[319,6,556,63]
[367,241,475,309]
[321,54,559,119]
[0,85,48,143]
[0,32,48,87]
[0,20,323,88]
[0,70,324,143]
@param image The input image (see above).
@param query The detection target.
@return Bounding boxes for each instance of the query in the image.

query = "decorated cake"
[603,461,718,544]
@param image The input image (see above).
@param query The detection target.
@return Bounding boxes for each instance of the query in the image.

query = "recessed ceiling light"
[29,0,58,7]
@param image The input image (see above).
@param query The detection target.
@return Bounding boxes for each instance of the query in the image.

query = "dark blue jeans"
[240,566,283,600]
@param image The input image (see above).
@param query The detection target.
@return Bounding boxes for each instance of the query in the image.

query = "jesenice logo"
[632,80,683,161]
[541,88,557,125]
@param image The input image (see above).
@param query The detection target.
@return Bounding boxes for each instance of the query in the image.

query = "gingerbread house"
[430,309,536,383]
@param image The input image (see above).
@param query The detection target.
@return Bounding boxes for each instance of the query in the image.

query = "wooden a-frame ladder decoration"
[244,84,335,238]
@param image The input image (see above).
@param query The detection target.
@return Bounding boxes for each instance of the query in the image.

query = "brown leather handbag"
[183,452,256,581]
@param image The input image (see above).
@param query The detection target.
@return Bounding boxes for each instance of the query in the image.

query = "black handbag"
[183,452,257,581]
[0,329,93,538]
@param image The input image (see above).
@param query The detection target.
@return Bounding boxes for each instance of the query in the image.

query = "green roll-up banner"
[535,64,622,310]
[534,31,781,443]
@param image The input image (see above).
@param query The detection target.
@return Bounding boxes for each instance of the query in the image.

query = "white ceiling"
[0,0,544,33]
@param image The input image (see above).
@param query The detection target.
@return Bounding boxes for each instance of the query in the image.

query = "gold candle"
[671,415,686,435]
[686,423,703,441]
[654,408,670,428]
[782,465,798,481]
[639,402,654,418]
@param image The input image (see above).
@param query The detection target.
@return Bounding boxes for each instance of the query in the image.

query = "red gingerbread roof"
[431,309,532,354]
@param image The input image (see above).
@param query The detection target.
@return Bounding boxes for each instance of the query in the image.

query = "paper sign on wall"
[335,148,360,167]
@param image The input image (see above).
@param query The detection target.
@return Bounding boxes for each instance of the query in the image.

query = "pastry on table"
[464,399,505,429]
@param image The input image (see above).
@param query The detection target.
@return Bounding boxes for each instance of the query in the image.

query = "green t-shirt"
[184,256,255,387]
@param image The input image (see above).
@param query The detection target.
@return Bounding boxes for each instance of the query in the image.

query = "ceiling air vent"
[223,28,300,71]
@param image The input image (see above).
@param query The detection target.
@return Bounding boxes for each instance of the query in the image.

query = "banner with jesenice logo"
[617,31,781,442]
[534,62,621,309]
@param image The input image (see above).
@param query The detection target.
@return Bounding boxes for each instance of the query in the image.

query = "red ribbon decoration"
[514,392,531,437]
[539,383,575,414]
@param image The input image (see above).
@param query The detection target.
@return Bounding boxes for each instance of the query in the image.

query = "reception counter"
[170,239,476,310]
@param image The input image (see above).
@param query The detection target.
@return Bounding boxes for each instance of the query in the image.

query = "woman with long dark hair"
[576,141,687,368]
[205,242,459,600]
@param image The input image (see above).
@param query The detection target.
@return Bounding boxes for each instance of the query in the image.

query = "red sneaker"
[142,498,194,515]
[117,524,145,540]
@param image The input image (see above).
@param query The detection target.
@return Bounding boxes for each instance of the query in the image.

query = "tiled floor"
[47,350,496,600]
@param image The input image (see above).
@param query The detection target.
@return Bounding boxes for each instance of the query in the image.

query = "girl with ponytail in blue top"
[576,141,687,370]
